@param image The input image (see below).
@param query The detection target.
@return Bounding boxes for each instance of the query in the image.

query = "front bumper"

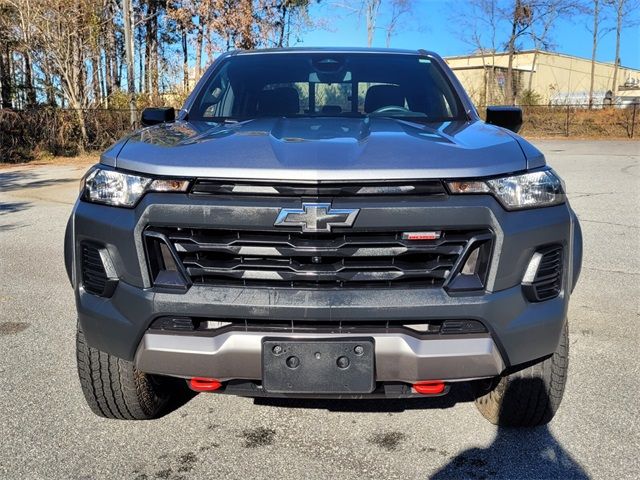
[66,191,581,384]
[135,330,504,383]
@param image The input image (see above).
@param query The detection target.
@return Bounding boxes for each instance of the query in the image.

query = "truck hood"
[111,117,528,181]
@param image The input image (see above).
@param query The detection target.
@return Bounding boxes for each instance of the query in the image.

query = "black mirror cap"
[485,106,523,133]
[141,107,175,127]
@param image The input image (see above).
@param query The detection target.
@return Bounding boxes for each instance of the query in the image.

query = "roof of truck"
[229,47,438,57]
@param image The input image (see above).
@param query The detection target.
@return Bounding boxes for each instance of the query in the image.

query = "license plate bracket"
[262,338,375,394]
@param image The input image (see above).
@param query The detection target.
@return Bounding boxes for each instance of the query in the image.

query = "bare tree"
[123,0,136,124]
[167,0,193,90]
[254,0,315,48]
[586,0,614,108]
[526,0,585,93]
[0,1,17,108]
[364,0,381,46]
[16,0,99,143]
[606,0,640,97]
[450,0,501,105]
[384,0,411,47]
[142,0,161,100]
[589,0,600,108]
[503,0,533,104]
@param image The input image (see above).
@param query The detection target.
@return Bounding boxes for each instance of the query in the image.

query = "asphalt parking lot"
[0,140,638,480]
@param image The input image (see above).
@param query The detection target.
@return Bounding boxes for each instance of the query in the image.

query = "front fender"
[570,209,583,292]
[64,214,74,286]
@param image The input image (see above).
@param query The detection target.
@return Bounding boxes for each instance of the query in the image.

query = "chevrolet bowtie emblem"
[274,203,359,233]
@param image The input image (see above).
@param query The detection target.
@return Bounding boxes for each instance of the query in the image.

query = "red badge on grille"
[402,231,442,241]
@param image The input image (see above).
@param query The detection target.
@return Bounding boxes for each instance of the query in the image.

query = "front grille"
[530,246,564,301]
[81,244,109,295]
[145,227,491,289]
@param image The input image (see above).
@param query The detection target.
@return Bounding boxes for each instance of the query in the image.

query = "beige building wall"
[445,50,640,105]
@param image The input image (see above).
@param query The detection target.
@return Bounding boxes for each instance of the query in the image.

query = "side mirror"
[485,106,523,133]
[141,107,175,127]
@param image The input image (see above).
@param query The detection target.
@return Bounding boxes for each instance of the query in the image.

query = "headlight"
[447,170,565,210]
[82,167,189,207]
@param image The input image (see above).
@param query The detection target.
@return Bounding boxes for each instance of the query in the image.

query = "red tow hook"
[189,377,222,392]
[413,381,446,395]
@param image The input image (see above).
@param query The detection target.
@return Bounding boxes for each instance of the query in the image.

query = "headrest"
[258,87,300,116]
[364,85,405,113]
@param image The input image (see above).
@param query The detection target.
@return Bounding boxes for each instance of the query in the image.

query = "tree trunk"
[277,4,288,47]
[91,55,102,106]
[104,1,115,103]
[145,0,159,99]
[137,27,145,93]
[23,51,36,107]
[0,46,12,109]
[505,0,522,105]
[611,0,622,98]
[110,0,121,91]
[43,68,57,107]
[182,29,189,90]
[237,0,255,50]
[123,0,137,126]
[366,0,381,47]
[588,0,599,109]
[527,48,539,92]
[195,23,204,78]
[68,94,88,152]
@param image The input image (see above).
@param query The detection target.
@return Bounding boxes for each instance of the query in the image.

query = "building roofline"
[444,49,640,73]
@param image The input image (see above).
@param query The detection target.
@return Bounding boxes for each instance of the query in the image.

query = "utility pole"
[123,0,136,126]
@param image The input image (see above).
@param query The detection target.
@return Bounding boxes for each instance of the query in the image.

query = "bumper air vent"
[522,245,563,302]
[149,316,487,337]
[81,243,118,297]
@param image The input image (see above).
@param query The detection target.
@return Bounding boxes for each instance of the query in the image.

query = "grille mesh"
[146,227,491,289]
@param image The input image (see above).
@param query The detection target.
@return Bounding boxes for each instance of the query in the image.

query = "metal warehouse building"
[445,50,640,106]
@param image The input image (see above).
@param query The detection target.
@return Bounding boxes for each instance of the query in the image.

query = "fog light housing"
[144,231,190,290]
[446,236,492,293]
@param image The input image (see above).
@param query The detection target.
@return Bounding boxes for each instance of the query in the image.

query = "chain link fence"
[1,104,638,164]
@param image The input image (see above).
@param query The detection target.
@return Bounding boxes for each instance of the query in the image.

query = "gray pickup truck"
[65,48,582,427]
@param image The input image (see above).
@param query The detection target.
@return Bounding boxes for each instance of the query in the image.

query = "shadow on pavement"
[0,170,78,192]
[430,425,589,479]
[0,200,32,231]
[430,377,589,479]
[254,377,589,479]
[0,201,31,215]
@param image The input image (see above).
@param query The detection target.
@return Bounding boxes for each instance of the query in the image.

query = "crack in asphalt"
[580,218,639,229]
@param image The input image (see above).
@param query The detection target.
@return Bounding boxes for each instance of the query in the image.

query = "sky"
[296,0,640,70]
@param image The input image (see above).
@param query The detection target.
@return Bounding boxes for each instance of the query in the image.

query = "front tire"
[473,321,569,427]
[76,324,172,420]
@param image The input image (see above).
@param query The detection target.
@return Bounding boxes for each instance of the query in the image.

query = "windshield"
[189,53,466,123]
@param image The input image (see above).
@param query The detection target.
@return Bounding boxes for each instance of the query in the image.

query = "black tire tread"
[76,324,169,420]
[474,321,569,427]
